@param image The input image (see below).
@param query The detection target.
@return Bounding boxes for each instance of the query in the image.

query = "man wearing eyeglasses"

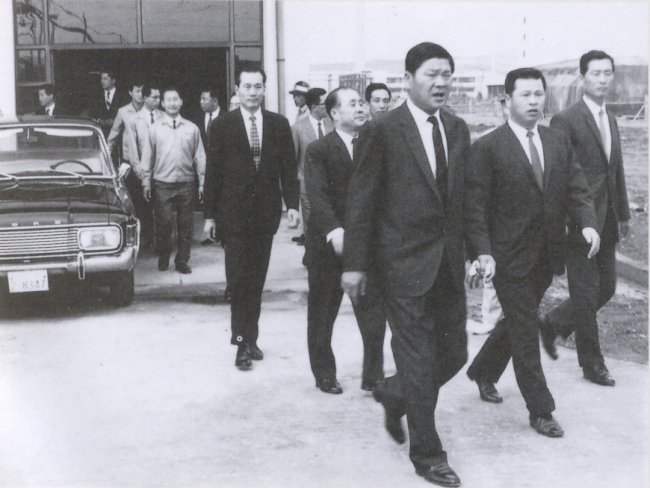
[291,88,333,246]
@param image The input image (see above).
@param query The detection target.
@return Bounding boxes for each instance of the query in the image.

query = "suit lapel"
[578,99,608,162]
[397,104,441,201]
[503,124,543,193]
[538,126,555,192]
[440,111,456,199]
[606,108,620,167]
[235,109,255,163]
[332,131,353,168]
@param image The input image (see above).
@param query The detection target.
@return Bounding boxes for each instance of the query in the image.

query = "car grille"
[0,226,79,258]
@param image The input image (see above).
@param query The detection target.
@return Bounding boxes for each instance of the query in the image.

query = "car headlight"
[78,226,122,251]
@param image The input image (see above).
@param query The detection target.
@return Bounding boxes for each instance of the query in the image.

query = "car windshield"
[0,126,112,177]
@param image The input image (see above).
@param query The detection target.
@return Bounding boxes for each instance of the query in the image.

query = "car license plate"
[7,270,49,293]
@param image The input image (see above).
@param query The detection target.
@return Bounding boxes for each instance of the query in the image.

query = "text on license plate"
[7,270,49,293]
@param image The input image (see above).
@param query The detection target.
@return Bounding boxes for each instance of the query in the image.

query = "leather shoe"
[583,363,615,386]
[373,384,405,444]
[530,414,564,438]
[158,255,169,271]
[250,343,264,361]
[416,462,461,487]
[235,344,252,368]
[175,262,192,274]
[361,379,381,391]
[537,312,558,360]
[315,378,343,394]
[475,378,503,403]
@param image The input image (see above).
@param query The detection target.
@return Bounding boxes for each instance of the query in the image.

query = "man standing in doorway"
[107,77,144,177]
[196,86,222,153]
[290,81,310,124]
[141,87,206,274]
[342,43,470,487]
[204,63,300,369]
[291,87,333,246]
[540,51,630,386]
[92,69,128,139]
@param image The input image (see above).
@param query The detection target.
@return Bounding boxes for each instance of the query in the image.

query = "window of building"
[142,0,229,43]
[15,0,45,45]
[234,0,262,42]
[16,49,47,82]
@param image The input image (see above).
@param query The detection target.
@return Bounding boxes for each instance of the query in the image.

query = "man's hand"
[204,219,216,239]
[477,254,496,283]
[287,209,300,229]
[143,186,151,202]
[341,271,367,306]
[198,185,204,202]
[465,260,482,288]
[582,227,601,259]
[619,220,630,238]
[118,162,131,179]
[327,227,344,256]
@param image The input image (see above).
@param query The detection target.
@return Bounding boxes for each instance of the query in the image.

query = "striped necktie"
[250,115,261,170]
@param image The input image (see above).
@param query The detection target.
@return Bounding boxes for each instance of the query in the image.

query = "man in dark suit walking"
[304,87,386,395]
[91,69,129,139]
[464,68,600,439]
[342,43,470,487]
[540,51,630,386]
[196,86,222,153]
[203,63,300,369]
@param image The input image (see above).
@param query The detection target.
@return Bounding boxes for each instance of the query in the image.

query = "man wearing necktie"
[91,70,128,139]
[291,88,333,246]
[196,87,222,153]
[464,68,599,440]
[303,87,386,395]
[342,43,471,486]
[540,51,630,387]
[36,84,58,116]
[203,63,300,369]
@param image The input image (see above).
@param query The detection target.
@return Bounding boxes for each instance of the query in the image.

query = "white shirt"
[406,96,448,177]
[583,95,611,160]
[105,87,116,106]
[309,114,327,139]
[45,103,55,116]
[241,106,263,148]
[507,118,545,171]
[204,107,220,132]
[335,128,357,160]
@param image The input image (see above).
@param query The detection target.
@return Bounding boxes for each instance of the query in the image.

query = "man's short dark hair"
[325,88,343,118]
[579,50,615,76]
[235,62,266,86]
[38,83,55,97]
[305,88,327,110]
[201,86,220,101]
[162,86,182,99]
[128,76,145,92]
[365,83,391,102]
[405,42,455,75]
[504,68,546,95]
[99,69,116,80]
[143,83,161,99]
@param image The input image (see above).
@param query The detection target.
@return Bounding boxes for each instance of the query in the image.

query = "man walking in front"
[141,87,206,274]
[291,87,333,246]
[304,87,386,395]
[204,63,300,369]
[464,68,599,439]
[342,43,470,487]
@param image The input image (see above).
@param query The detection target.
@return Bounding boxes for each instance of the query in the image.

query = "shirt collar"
[162,113,184,126]
[335,128,356,147]
[106,87,115,96]
[241,106,262,121]
[206,107,220,118]
[583,95,607,116]
[508,118,539,139]
[46,102,55,112]
[406,96,442,127]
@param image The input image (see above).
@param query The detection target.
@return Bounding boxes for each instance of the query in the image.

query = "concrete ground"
[0,214,647,488]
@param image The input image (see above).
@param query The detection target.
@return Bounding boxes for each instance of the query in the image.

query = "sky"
[283,1,648,80]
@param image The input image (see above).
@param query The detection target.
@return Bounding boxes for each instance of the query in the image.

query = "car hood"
[0,181,130,227]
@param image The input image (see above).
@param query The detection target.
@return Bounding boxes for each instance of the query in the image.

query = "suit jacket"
[35,104,62,116]
[204,109,300,236]
[291,116,333,193]
[303,130,354,268]
[195,109,224,153]
[464,123,598,279]
[343,102,471,298]
[550,99,630,239]
[91,88,129,135]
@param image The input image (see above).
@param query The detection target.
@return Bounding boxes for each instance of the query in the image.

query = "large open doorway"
[51,47,229,119]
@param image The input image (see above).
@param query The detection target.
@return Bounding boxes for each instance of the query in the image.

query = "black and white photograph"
[0,1,647,487]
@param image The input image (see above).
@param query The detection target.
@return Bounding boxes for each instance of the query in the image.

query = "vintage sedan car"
[0,117,139,306]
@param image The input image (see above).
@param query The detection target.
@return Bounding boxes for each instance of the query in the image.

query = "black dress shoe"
[583,363,615,386]
[529,414,564,438]
[475,378,503,403]
[235,344,252,368]
[537,312,558,360]
[315,378,343,394]
[416,462,461,487]
[175,262,192,274]
[361,379,382,391]
[250,343,264,361]
[291,234,305,244]
[224,286,232,303]
[373,385,405,444]
[158,255,170,271]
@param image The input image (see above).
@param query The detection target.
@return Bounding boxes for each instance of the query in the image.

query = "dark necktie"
[250,115,261,170]
[105,91,111,110]
[150,112,154,124]
[318,121,324,139]
[207,112,213,136]
[428,115,447,207]
[351,135,358,159]
[598,109,609,160]
[526,130,544,190]
[173,120,176,129]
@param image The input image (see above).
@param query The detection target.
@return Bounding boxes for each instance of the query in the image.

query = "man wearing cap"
[290,81,310,124]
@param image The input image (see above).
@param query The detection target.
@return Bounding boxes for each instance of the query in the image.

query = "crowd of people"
[31,42,629,487]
